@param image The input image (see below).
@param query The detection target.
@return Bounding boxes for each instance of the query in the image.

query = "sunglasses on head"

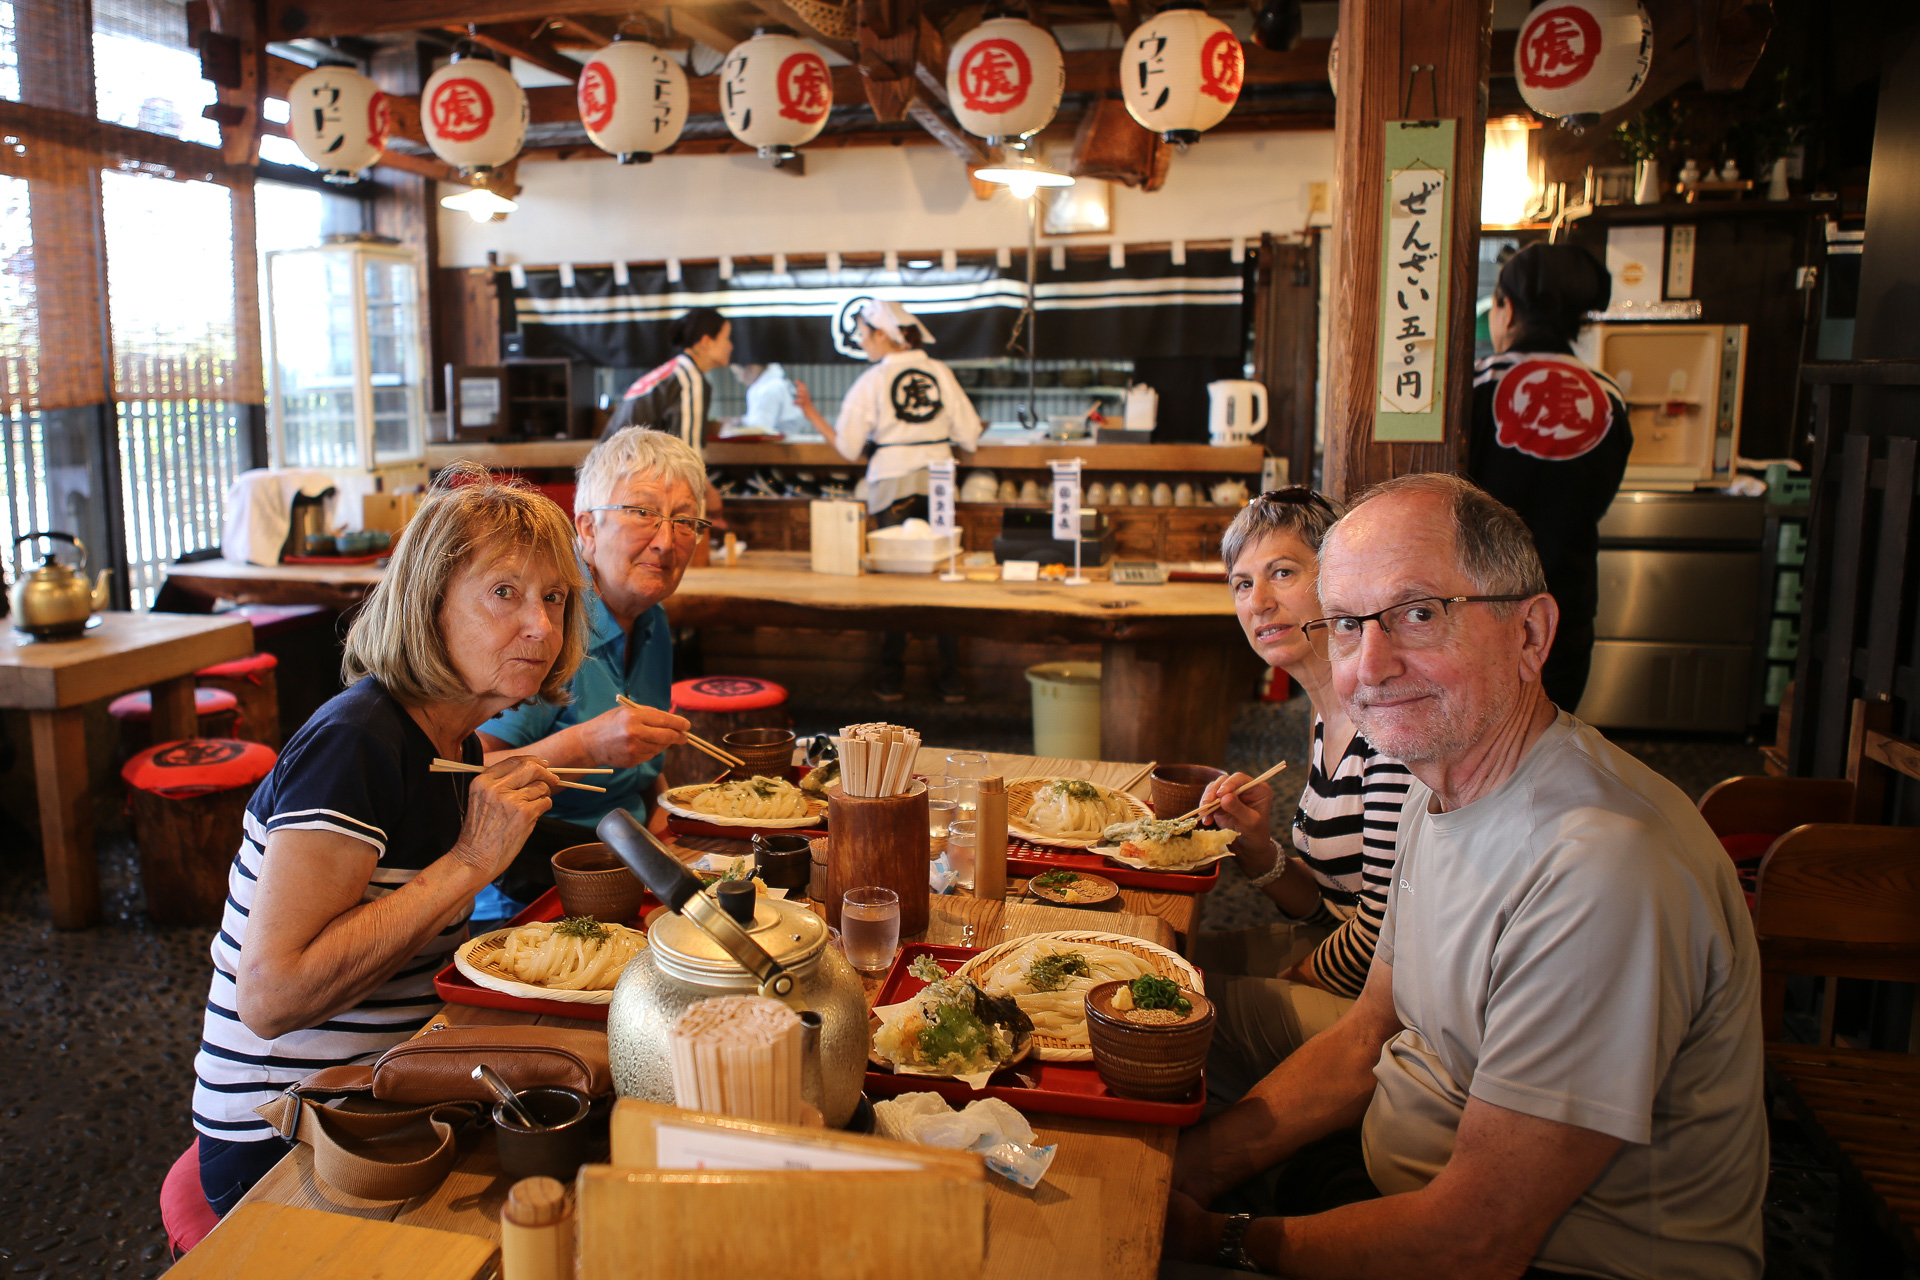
[1256,486,1335,513]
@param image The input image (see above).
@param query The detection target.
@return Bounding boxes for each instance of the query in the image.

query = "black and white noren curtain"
[508,249,1248,368]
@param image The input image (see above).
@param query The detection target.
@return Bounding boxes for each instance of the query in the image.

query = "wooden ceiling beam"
[270,0,657,39]
[664,5,756,54]
[453,19,584,80]
[747,0,859,59]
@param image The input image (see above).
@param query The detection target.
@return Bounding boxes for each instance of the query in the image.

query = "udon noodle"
[971,938,1160,1044]
[1023,779,1132,839]
[688,775,812,820]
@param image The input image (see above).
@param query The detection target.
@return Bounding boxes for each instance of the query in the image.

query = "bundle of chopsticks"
[834,722,921,797]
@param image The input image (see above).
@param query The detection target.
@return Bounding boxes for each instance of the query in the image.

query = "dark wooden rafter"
[453,18,585,79]
[745,0,859,57]
[666,5,756,54]
[857,0,919,122]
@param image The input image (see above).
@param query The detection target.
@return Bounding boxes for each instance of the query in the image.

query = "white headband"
[859,297,933,345]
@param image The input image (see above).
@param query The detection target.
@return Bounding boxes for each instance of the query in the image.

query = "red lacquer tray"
[862,943,1206,1126]
[434,886,659,1022]
[1006,838,1222,894]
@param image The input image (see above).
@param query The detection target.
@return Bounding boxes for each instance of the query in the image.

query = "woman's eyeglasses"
[582,504,713,542]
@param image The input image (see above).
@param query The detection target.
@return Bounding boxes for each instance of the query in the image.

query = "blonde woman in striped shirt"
[1194,488,1414,1107]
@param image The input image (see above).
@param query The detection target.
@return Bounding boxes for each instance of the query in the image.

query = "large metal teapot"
[10,533,111,639]
[596,810,871,1127]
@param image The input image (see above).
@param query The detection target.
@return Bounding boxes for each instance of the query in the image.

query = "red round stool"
[662,676,790,788]
[123,738,277,925]
[196,652,281,748]
[160,1142,218,1257]
[109,687,240,760]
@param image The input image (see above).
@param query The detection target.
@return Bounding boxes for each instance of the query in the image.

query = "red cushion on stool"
[230,603,329,639]
[671,676,789,713]
[1718,832,1775,864]
[160,1142,218,1256]
[109,687,239,721]
[123,738,278,798]
[196,652,278,680]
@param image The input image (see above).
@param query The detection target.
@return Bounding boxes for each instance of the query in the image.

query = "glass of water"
[840,886,902,973]
[946,752,988,817]
[923,773,957,803]
[928,799,958,857]
[946,820,977,892]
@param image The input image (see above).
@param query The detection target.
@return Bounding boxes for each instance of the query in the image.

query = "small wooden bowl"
[551,842,647,923]
[1150,764,1227,820]
[1085,979,1215,1101]
[723,727,797,781]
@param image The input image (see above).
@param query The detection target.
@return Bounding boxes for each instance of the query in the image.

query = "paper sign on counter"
[652,1122,923,1173]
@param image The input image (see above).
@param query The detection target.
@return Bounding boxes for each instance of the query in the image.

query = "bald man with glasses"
[1165,473,1764,1280]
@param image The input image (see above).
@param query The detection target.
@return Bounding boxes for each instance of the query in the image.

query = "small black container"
[753,833,815,891]
[492,1086,597,1181]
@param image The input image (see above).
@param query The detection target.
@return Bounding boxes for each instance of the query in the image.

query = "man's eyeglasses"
[1303,594,1534,661]
[582,504,713,542]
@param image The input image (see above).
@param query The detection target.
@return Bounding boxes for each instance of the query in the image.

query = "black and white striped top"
[1287,717,1414,999]
[191,678,479,1144]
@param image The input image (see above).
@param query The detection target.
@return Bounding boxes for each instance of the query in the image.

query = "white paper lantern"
[946,17,1065,142]
[1514,0,1652,127]
[1120,4,1244,145]
[1327,31,1338,95]
[422,54,528,173]
[287,65,389,182]
[578,40,688,163]
[720,31,833,157]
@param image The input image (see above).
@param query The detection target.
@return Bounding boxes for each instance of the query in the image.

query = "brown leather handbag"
[255,1026,611,1200]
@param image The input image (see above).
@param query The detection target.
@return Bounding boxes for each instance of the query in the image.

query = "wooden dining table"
[194,747,1215,1278]
[1,611,253,928]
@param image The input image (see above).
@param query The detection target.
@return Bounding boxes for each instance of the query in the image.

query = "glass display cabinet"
[266,237,428,478]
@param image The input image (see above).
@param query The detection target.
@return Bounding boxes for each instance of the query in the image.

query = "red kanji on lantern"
[1199,31,1244,103]
[1494,359,1613,460]
[578,61,616,132]
[777,52,830,123]
[1519,6,1601,90]
[958,39,1032,114]
[430,77,495,142]
[367,92,390,151]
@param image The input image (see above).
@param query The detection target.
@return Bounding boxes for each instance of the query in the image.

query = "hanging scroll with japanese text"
[1374,119,1455,443]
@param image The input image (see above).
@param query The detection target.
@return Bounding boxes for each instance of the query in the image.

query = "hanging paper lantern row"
[422,54,529,173]
[1514,0,1652,128]
[579,40,689,163]
[287,65,389,183]
[1120,4,1243,146]
[945,16,1065,143]
[721,31,833,157]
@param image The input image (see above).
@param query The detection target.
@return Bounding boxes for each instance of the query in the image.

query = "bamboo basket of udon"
[825,722,929,932]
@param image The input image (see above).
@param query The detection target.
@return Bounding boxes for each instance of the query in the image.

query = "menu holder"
[577,1099,985,1280]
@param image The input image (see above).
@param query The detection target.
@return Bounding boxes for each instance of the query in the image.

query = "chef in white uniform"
[796,298,983,700]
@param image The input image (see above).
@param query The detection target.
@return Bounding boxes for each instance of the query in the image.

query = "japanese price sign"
[1373,120,1455,442]
[1049,459,1082,541]
[927,459,957,535]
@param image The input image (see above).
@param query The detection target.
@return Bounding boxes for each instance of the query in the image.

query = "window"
[0,173,51,562]
[93,0,219,145]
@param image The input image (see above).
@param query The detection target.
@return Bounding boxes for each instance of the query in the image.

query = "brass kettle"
[11,532,112,639]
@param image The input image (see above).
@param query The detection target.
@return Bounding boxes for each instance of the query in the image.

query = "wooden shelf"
[428,440,1267,474]
[1568,198,1838,224]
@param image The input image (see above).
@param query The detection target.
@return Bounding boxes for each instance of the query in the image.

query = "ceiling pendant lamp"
[1120,2,1245,146]
[946,15,1066,145]
[972,148,1075,199]
[286,64,390,183]
[422,46,528,177]
[1514,0,1653,131]
[720,29,834,159]
[578,38,689,164]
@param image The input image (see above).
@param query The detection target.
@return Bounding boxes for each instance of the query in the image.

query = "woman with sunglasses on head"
[473,428,701,921]
[1190,488,1416,1109]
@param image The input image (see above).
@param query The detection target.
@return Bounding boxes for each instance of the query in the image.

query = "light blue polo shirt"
[482,565,674,830]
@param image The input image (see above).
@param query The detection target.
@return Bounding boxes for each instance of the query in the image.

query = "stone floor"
[0,687,1887,1277]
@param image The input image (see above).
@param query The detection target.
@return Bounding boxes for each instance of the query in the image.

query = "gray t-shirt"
[1365,713,1765,1280]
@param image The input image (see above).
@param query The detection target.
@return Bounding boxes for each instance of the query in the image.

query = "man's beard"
[1348,674,1516,765]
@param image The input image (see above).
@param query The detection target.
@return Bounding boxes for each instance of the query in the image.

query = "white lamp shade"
[720,32,833,152]
[1514,0,1652,121]
[422,56,528,170]
[1121,7,1245,141]
[578,41,689,161]
[287,66,389,177]
[945,17,1065,141]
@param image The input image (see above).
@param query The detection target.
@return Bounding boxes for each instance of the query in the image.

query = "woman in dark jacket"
[1469,242,1630,711]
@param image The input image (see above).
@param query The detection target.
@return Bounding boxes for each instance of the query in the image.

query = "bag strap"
[255,1091,482,1200]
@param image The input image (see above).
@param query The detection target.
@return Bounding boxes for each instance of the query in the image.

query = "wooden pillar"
[1322,0,1492,501]
[1250,231,1321,491]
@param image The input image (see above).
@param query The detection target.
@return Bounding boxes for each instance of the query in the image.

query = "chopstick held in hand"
[619,693,741,767]
[430,757,608,793]
[1176,759,1288,824]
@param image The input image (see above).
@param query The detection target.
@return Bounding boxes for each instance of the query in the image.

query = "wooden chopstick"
[618,693,745,767]
[1114,761,1157,794]
[430,758,608,793]
[1173,759,1288,823]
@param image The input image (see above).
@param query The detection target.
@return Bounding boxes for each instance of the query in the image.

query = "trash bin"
[1026,662,1102,760]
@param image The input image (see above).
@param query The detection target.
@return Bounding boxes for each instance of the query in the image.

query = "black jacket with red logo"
[1467,348,1631,627]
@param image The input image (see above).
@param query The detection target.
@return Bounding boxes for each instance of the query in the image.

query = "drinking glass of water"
[946,820,977,892]
[923,773,957,804]
[928,799,958,855]
[946,752,988,817]
[840,886,902,973]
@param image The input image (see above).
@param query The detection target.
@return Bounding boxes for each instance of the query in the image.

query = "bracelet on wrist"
[1244,845,1290,889]
[1215,1213,1261,1272]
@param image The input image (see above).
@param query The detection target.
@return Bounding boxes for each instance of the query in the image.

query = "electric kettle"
[1207,380,1268,445]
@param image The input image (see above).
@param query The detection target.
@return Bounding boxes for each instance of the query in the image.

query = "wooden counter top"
[425,438,1266,474]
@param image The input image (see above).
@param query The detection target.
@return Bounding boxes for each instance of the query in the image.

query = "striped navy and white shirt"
[1287,717,1414,1000]
[191,678,479,1144]
[603,352,707,456]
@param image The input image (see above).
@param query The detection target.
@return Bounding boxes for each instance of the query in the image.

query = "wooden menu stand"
[577,1099,986,1280]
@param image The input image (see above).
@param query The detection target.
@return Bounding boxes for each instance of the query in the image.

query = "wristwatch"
[1215,1212,1261,1272]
